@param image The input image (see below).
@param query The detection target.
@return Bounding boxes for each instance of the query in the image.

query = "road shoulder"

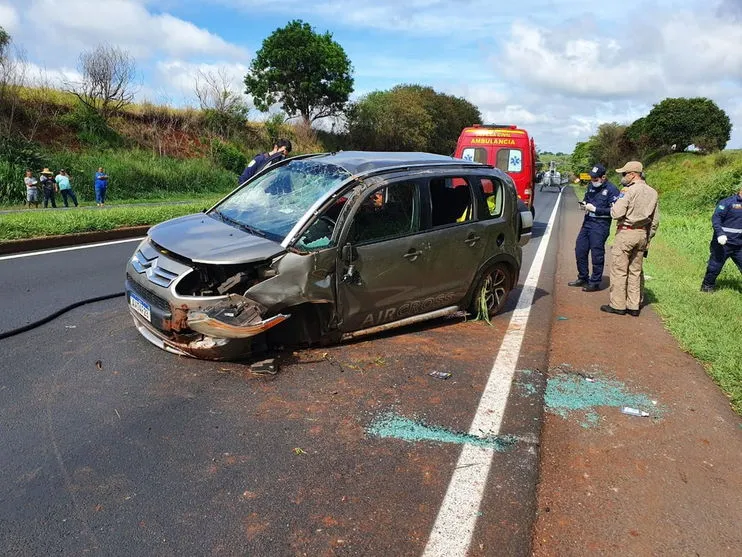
[533,188,742,556]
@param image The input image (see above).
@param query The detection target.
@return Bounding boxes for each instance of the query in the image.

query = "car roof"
[303,151,484,176]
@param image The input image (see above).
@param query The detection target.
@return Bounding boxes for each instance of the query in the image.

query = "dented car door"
[335,180,442,332]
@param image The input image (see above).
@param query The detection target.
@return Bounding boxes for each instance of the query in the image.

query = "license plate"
[129,292,151,322]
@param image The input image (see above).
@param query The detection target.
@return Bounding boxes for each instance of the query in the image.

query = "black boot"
[582,283,600,292]
[600,305,626,315]
[568,278,587,287]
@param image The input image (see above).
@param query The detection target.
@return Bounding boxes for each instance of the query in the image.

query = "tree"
[0,26,27,138]
[643,97,732,153]
[194,67,249,139]
[346,88,434,151]
[0,26,9,56]
[69,44,137,117]
[346,84,481,153]
[590,122,635,172]
[570,139,598,174]
[244,20,353,125]
[395,84,481,154]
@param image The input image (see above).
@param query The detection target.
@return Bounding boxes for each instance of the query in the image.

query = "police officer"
[568,163,620,292]
[700,182,742,292]
[238,138,292,185]
[601,161,659,316]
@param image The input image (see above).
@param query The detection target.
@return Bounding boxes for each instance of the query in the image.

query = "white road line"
[0,237,145,261]
[422,191,563,557]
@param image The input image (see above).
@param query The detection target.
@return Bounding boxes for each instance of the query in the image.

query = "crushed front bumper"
[125,278,287,360]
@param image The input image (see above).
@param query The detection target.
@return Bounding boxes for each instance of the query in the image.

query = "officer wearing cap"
[601,161,659,316]
[700,182,742,292]
[568,163,620,292]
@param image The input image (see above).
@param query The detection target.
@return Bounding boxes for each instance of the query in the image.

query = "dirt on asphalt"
[532,190,742,556]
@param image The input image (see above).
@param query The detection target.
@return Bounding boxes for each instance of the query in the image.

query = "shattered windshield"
[211,159,351,241]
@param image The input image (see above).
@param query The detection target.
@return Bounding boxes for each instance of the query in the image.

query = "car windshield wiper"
[210,209,266,237]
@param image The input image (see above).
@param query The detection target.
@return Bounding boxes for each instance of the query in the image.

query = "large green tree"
[245,20,354,125]
[346,84,481,153]
[644,97,732,153]
[346,88,434,151]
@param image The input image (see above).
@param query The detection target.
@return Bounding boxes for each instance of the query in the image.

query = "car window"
[348,182,420,244]
[495,149,523,173]
[460,147,488,164]
[479,177,504,218]
[295,195,349,251]
[429,176,475,227]
[212,160,351,241]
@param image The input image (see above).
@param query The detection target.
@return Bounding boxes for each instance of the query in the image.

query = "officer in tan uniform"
[601,161,659,316]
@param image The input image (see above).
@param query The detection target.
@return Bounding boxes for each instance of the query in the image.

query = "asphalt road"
[0,189,562,556]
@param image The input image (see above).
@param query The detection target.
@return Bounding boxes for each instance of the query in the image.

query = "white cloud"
[501,22,663,99]
[22,62,83,87]
[153,60,250,105]
[7,0,248,63]
[0,2,20,33]
[213,0,614,35]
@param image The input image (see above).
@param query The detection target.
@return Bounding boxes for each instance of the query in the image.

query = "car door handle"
[403,249,421,261]
[464,234,481,246]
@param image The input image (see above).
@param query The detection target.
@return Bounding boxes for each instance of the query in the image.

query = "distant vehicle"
[125,152,533,360]
[454,124,538,215]
[539,160,565,192]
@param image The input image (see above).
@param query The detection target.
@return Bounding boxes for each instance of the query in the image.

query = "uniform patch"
[247,160,256,168]
[619,193,625,198]
[592,166,599,173]
[718,205,725,210]
[733,203,742,209]
[602,189,608,196]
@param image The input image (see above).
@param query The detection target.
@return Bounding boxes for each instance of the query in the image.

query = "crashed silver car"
[125,152,533,360]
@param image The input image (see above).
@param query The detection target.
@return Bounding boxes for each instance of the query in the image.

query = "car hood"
[149,213,285,265]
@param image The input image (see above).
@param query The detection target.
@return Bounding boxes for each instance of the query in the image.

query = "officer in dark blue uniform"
[701,183,742,292]
[568,163,620,292]
[238,138,292,185]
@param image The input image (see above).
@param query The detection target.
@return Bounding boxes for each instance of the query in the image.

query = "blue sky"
[2,0,742,152]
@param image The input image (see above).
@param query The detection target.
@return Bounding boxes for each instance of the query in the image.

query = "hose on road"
[0,292,125,341]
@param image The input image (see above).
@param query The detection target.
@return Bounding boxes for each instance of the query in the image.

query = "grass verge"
[643,213,742,414]
[0,202,214,241]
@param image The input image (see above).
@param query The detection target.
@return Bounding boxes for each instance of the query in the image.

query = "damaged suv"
[125,151,533,360]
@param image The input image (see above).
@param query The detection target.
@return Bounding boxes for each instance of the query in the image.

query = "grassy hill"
[0,86,326,205]
[641,150,742,413]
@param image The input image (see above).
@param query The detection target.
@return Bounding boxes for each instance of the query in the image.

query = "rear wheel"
[469,263,513,318]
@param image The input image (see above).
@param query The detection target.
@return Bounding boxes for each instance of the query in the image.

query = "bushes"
[209,139,247,174]
[346,85,481,154]
[1,148,237,205]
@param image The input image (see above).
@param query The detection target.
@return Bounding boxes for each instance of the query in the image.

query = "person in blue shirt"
[701,183,742,292]
[568,163,621,292]
[55,169,78,207]
[238,138,292,185]
[94,167,109,206]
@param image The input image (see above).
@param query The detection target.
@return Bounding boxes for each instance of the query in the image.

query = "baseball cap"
[588,164,606,178]
[615,161,643,173]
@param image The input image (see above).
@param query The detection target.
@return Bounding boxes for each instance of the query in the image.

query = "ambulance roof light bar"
[471,123,518,129]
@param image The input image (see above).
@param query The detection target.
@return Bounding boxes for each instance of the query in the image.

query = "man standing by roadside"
[238,139,292,185]
[700,182,742,292]
[601,161,659,316]
[94,167,109,206]
[24,169,40,208]
[39,168,57,208]
[568,163,620,292]
[55,169,78,207]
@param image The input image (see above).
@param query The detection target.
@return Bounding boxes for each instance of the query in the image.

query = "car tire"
[469,263,513,318]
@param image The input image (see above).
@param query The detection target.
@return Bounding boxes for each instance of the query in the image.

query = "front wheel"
[468,263,513,319]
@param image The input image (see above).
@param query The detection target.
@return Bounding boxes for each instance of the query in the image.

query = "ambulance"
[454,124,538,214]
